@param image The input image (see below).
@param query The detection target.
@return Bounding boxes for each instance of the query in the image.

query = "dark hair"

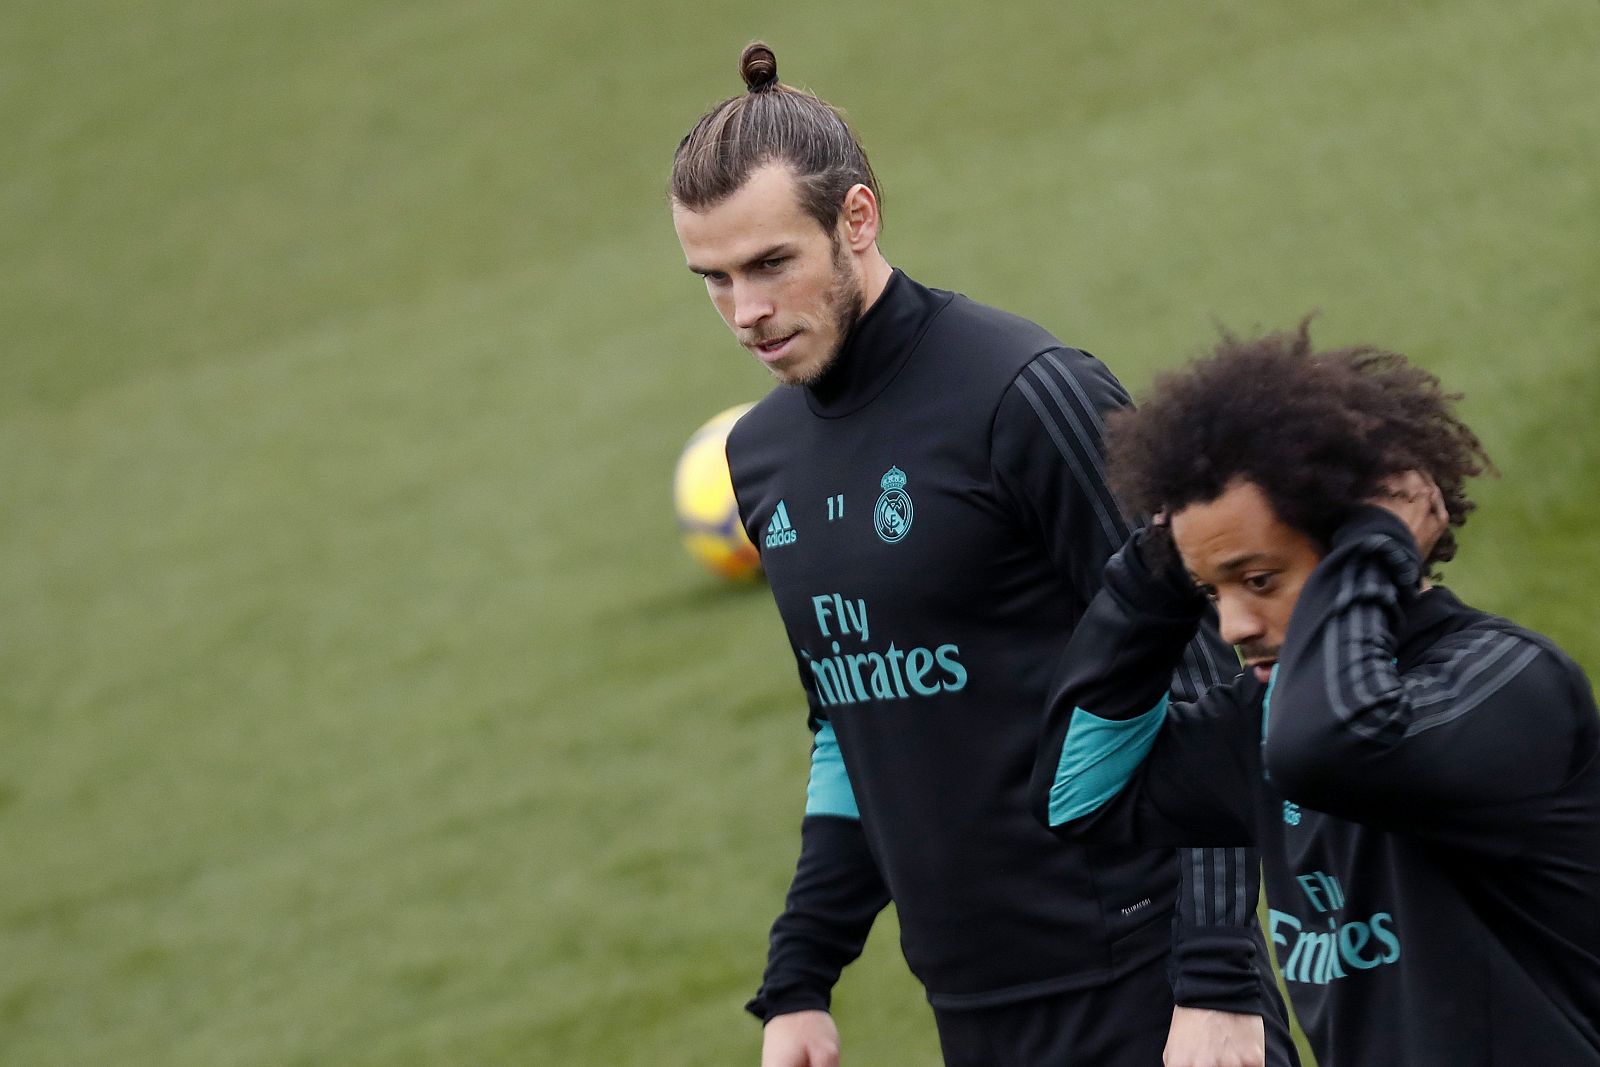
[1108,319,1494,569]
[670,41,880,232]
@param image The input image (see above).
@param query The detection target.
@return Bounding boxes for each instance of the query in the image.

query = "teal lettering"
[809,657,843,706]
[812,595,835,637]
[845,654,872,702]
[1297,874,1330,913]
[905,647,939,695]
[935,644,967,691]
[842,597,869,643]
[1321,919,1346,980]
[1282,930,1314,983]
[1274,877,1402,988]
[838,656,860,702]
[801,601,972,704]
[1273,908,1401,987]
[1268,909,1301,952]
[883,644,909,699]
[1338,921,1381,970]
[1303,931,1330,984]
[1370,913,1401,964]
[866,653,895,699]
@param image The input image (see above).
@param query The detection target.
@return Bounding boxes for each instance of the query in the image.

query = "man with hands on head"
[669,40,1296,1067]
[1033,323,1600,1066]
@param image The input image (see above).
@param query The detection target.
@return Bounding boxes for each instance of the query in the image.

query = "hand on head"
[1367,470,1449,560]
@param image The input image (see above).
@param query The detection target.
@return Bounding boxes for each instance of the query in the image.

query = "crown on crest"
[880,466,907,492]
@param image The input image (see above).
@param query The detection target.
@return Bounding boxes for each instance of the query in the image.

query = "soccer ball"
[674,403,761,582]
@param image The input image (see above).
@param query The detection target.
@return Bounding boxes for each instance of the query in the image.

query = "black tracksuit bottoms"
[933,950,1299,1067]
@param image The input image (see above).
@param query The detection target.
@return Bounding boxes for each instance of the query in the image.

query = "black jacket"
[1034,507,1600,1064]
[729,270,1268,1016]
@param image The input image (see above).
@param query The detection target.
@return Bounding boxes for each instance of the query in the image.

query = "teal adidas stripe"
[1048,697,1168,826]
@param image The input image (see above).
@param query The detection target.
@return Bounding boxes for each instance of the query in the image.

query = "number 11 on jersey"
[826,494,845,521]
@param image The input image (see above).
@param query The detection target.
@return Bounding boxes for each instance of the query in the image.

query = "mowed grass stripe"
[1,0,1596,1063]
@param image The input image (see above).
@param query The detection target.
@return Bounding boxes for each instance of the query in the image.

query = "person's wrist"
[747,982,831,1023]
[1332,504,1415,552]
[1330,506,1423,587]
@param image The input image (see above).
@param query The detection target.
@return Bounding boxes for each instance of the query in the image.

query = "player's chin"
[769,353,826,388]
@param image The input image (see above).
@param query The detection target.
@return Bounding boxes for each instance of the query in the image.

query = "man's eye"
[1197,584,1219,602]
[704,272,729,285]
[759,258,786,271]
[1244,573,1275,593]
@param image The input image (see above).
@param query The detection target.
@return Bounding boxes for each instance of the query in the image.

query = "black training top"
[1035,508,1600,1065]
[728,270,1260,1015]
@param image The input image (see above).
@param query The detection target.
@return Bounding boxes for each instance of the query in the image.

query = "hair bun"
[740,42,778,92]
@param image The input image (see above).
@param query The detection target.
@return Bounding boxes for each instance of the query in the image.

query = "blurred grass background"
[2,0,1597,1063]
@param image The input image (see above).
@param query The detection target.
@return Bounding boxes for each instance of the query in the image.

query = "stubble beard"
[1238,640,1280,665]
[778,242,864,388]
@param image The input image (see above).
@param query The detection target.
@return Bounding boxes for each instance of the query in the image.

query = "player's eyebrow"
[686,244,793,276]
[1215,552,1272,573]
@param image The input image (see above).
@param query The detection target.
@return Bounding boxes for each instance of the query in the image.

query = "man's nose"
[1217,595,1263,649]
[732,280,774,330]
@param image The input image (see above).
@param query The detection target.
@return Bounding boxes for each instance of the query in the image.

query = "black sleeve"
[1171,853,1268,1012]
[990,347,1135,601]
[988,348,1241,725]
[745,815,891,1022]
[1265,507,1588,839]
[727,432,893,1023]
[1031,527,1260,849]
[991,351,1264,1014]
[1030,530,1264,1012]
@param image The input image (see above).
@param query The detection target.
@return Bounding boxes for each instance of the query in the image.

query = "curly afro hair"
[1107,319,1494,570]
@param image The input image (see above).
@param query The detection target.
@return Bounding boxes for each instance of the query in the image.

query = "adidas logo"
[764,500,798,549]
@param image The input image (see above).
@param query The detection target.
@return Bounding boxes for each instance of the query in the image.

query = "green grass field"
[3,1,1597,1063]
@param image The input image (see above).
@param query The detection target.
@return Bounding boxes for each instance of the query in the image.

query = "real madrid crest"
[874,466,914,544]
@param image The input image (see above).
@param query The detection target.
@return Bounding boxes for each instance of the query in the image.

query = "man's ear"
[839,183,880,251]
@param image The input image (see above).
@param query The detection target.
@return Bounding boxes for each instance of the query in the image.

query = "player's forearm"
[746,815,890,1022]
[1269,509,1570,821]
[1032,530,1207,829]
[1264,508,1420,807]
[1053,528,1208,720]
[1169,848,1266,1015]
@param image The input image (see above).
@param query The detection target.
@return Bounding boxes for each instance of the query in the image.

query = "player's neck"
[857,247,894,314]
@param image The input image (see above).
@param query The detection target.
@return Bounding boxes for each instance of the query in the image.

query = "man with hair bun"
[670,42,1297,1067]
[1032,324,1600,1065]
